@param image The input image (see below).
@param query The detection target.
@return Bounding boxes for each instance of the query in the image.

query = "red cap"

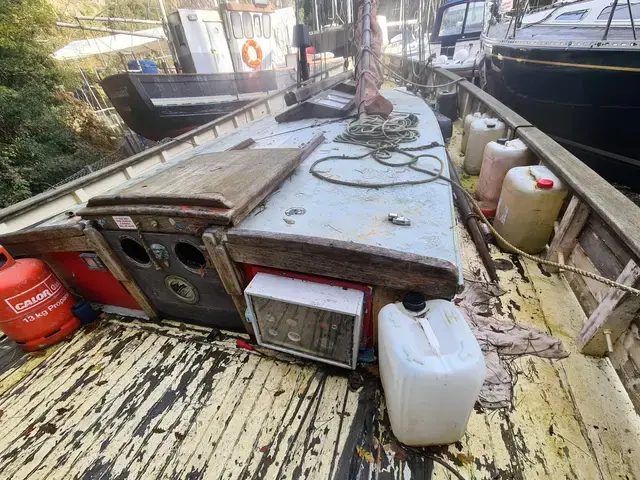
[537,178,554,189]
[480,207,497,218]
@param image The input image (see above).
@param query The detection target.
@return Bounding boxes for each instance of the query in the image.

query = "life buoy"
[242,39,263,69]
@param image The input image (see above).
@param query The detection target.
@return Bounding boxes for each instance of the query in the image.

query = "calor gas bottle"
[0,246,80,351]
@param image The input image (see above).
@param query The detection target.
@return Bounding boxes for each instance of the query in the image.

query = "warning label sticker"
[112,215,137,230]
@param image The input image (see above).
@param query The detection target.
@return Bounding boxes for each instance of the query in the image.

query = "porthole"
[174,241,206,272]
[164,275,199,304]
[120,237,150,266]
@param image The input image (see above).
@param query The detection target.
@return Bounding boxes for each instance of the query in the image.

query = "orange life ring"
[242,39,263,69]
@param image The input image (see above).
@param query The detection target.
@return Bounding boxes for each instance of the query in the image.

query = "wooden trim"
[578,260,640,356]
[202,229,252,336]
[84,224,159,321]
[0,222,85,245]
[545,196,590,272]
[5,236,92,257]
[78,205,233,224]
[225,229,460,298]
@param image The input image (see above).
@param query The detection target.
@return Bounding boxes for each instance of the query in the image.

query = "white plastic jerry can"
[378,295,486,446]
[476,138,534,207]
[494,165,568,254]
[464,118,506,175]
[461,112,483,155]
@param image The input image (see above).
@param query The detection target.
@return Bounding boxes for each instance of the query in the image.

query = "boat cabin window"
[439,3,467,36]
[262,13,271,38]
[254,15,262,37]
[243,12,254,38]
[597,3,640,20]
[230,12,243,39]
[464,2,485,33]
[555,9,589,20]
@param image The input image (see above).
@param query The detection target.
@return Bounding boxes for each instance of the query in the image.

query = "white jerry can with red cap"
[494,165,569,254]
[378,295,485,446]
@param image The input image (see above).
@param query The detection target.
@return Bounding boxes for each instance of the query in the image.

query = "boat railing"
[384,52,640,360]
[0,63,346,235]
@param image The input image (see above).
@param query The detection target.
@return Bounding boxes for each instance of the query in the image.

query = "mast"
[357,0,372,117]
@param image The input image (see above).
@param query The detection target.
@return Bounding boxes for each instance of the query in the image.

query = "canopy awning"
[53,28,168,60]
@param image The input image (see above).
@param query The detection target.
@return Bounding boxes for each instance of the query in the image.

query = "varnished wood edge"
[0,221,85,245]
[225,229,460,296]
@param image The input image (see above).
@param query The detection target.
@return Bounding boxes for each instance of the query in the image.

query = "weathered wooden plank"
[43,337,191,479]
[130,349,240,479]
[579,260,640,356]
[0,323,117,410]
[257,371,327,480]
[86,149,303,226]
[20,333,171,479]
[81,343,223,480]
[579,215,633,281]
[0,326,130,458]
[202,359,284,476]
[202,229,251,335]
[0,222,84,245]
[161,354,261,479]
[226,230,459,298]
[567,243,609,305]
[544,196,590,272]
[279,375,358,479]
[0,328,154,479]
[84,225,159,320]
[218,364,312,479]
[4,235,92,256]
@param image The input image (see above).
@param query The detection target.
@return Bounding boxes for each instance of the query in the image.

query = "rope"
[310,115,640,296]
[356,47,464,90]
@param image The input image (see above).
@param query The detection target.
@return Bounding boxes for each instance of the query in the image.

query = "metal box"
[245,273,364,369]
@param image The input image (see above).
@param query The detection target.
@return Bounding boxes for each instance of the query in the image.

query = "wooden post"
[202,228,253,336]
[578,259,640,356]
[83,224,159,320]
[545,196,590,272]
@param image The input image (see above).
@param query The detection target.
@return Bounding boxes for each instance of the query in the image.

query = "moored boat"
[481,0,640,189]
[0,21,638,477]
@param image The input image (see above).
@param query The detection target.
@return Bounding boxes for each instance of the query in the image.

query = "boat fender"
[242,40,263,69]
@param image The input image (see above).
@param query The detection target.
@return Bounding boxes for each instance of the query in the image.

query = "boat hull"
[483,43,640,189]
[102,71,291,141]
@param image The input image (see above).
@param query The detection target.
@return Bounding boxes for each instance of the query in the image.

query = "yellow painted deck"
[0,124,637,479]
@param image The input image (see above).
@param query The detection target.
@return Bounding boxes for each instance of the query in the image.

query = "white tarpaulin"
[53,28,168,61]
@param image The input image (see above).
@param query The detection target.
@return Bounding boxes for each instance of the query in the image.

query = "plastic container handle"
[0,246,15,271]
[418,317,441,357]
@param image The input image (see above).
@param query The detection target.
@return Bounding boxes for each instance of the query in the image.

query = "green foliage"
[0,0,122,208]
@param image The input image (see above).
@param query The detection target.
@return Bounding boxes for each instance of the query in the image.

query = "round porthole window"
[174,241,207,272]
[120,237,151,266]
[164,275,199,304]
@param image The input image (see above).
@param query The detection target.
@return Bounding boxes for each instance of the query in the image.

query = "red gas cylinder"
[0,246,80,351]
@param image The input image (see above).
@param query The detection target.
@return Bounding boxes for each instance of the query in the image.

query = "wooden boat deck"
[0,205,638,478]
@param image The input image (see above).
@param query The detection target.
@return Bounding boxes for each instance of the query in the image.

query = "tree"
[0,0,122,208]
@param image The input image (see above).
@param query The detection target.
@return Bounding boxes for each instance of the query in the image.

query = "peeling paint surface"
[0,293,636,480]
